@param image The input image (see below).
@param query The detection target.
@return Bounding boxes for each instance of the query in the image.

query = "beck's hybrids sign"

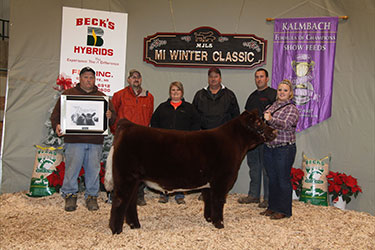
[60,7,128,96]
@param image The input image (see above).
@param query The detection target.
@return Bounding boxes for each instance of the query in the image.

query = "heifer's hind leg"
[125,182,141,229]
[109,190,128,234]
[109,180,140,234]
[210,189,227,229]
[202,189,212,222]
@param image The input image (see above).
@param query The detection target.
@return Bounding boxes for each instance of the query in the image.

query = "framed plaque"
[60,95,109,135]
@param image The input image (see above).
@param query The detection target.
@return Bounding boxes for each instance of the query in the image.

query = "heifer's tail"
[104,146,114,191]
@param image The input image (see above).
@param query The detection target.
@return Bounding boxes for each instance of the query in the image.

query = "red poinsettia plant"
[326,171,362,204]
[47,161,106,192]
[47,161,66,192]
[99,163,106,191]
[290,167,304,196]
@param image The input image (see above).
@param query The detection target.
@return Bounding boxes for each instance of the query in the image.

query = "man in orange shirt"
[110,69,154,205]
[111,69,154,133]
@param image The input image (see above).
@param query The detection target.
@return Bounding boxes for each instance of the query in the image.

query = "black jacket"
[151,99,201,131]
[193,85,240,130]
[245,87,276,118]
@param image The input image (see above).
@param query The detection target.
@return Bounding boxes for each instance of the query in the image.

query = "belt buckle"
[269,142,294,148]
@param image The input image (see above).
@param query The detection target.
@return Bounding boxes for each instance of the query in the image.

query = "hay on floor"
[0,191,374,249]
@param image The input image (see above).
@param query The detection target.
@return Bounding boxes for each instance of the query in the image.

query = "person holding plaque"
[50,66,115,212]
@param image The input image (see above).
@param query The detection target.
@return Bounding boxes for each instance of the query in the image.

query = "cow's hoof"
[205,217,212,222]
[110,226,123,234]
[112,229,123,234]
[130,223,141,229]
[213,221,224,229]
[109,223,123,234]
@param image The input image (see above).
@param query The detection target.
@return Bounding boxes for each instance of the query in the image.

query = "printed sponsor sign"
[272,17,339,132]
[144,27,267,69]
[59,7,128,96]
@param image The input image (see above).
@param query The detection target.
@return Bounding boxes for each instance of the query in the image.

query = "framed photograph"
[60,95,109,135]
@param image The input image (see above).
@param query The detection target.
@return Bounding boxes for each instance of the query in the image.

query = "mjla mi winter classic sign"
[144,27,267,69]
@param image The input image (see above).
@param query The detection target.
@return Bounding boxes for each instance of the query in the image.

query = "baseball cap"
[128,69,142,78]
[80,66,95,76]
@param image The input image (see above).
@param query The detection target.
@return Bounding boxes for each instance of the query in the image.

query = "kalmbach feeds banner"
[59,7,127,96]
[271,17,338,132]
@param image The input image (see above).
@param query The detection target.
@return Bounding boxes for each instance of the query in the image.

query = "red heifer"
[105,110,276,234]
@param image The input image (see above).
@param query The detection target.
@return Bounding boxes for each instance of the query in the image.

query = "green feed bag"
[27,145,63,197]
[299,153,330,206]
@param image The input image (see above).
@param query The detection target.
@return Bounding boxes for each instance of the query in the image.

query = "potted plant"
[326,171,362,208]
[290,167,304,199]
[47,162,106,192]
[46,161,66,193]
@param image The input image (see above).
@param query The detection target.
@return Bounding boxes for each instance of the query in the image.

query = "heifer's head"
[240,110,276,147]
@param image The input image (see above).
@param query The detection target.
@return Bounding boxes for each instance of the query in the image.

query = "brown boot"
[237,195,260,204]
[258,200,268,208]
[176,198,186,204]
[158,196,168,203]
[65,194,77,212]
[86,196,99,211]
[260,209,274,216]
[270,212,288,220]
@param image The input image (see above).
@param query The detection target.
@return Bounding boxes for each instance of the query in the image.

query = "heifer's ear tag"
[256,118,261,126]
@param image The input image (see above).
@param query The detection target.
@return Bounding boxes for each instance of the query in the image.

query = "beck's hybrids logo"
[73,17,114,56]
[87,27,104,46]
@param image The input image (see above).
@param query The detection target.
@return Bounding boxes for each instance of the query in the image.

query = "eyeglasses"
[129,75,141,79]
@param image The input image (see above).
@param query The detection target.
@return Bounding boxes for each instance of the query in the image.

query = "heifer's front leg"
[210,191,226,229]
[202,189,212,222]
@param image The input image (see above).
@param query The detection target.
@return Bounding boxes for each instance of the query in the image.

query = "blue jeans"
[160,192,185,201]
[61,143,103,198]
[264,144,296,217]
[247,144,268,200]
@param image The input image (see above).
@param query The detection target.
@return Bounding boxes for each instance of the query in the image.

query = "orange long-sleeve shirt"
[110,86,154,134]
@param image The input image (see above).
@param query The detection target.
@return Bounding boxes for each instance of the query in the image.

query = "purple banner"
[271,17,338,132]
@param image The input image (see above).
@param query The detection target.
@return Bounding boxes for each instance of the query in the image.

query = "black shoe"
[64,194,77,212]
[137,197,147,206]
